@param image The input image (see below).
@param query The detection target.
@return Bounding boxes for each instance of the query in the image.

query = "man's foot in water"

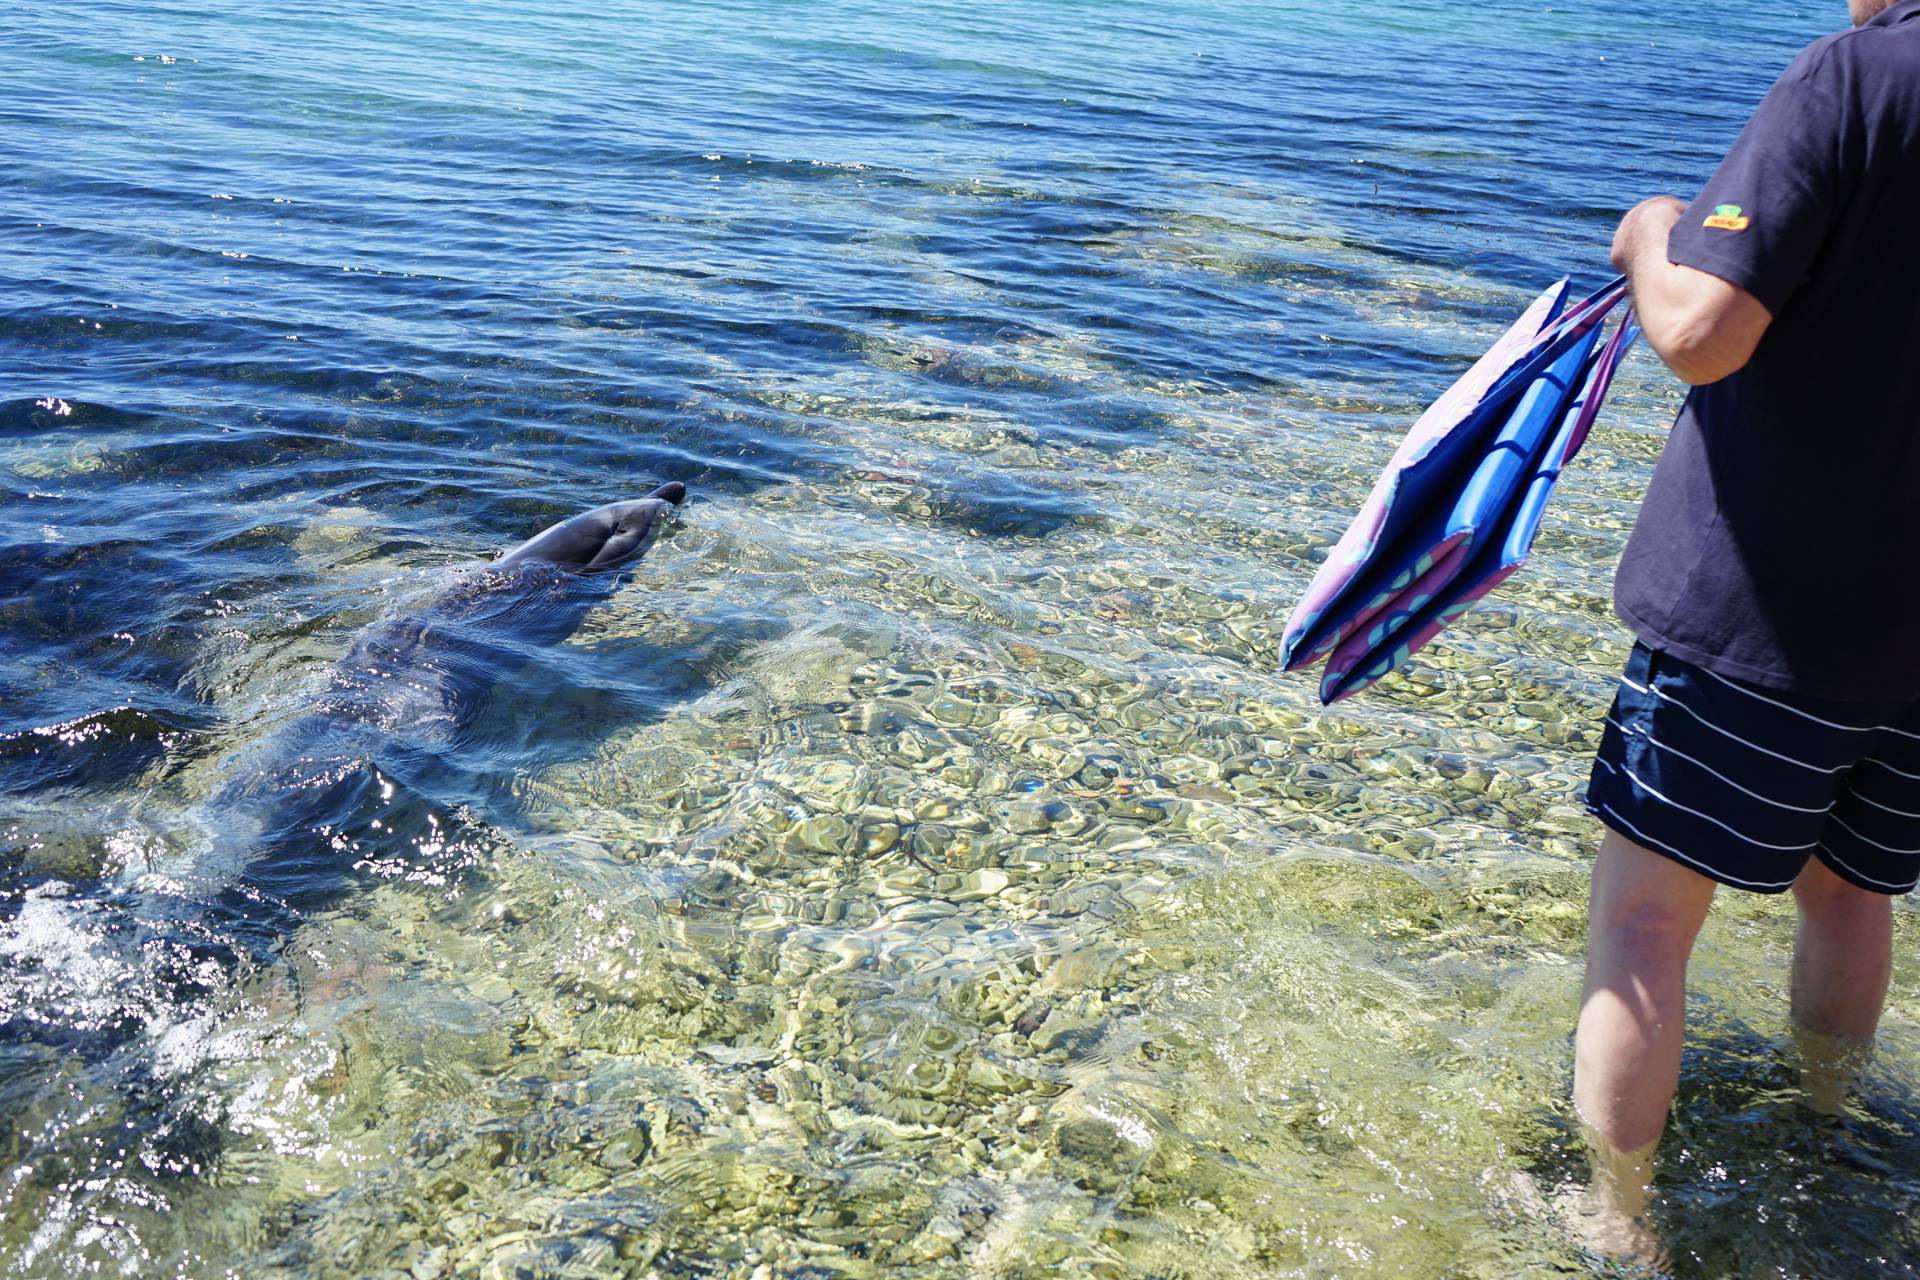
[1557,1127,1670,1273]
[1552,1178,1670,1274]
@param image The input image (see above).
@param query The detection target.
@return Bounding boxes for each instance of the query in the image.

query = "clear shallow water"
[4,0,1917,1275]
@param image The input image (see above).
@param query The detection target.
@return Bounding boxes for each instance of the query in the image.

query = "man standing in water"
[1576,0,1920,1243]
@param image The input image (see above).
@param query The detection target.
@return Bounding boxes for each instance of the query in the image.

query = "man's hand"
[1610,196,1688,274]
[1610,196,1773,386]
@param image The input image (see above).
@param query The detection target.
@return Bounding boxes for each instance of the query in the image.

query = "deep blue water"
[2,0,1821,758]
[6,2,1887,1276]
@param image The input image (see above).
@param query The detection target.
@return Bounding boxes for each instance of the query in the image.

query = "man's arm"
[1611,195,1774,387]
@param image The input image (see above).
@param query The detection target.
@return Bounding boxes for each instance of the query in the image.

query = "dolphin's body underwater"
[0,485,688,1176]
[199,482,686,924]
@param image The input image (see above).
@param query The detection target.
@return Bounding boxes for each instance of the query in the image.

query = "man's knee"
[1590,829,1717,963]
[1792,858,1889,921]
[1595,897,1705,965]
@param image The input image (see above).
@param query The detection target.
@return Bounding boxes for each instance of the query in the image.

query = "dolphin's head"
[496,482,687,573]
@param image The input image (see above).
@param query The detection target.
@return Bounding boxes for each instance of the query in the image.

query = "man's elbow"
[1645,276,1772,386]
[1660,334,1750,386]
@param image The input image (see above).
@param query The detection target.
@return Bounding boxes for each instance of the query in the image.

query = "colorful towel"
[1279,278,1636,703]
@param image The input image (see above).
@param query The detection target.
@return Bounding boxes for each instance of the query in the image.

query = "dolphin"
[196,481,688,924]
[0,484,689,1183]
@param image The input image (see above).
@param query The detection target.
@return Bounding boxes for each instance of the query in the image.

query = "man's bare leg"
[1790,858,1892,1113]
[1572,827,1718,1238]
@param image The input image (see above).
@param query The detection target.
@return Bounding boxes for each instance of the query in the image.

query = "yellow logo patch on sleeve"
[1702,203,1751,231]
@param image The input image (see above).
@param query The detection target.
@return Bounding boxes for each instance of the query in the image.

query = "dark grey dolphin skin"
[495,482,686,573]
[205,482,687,925]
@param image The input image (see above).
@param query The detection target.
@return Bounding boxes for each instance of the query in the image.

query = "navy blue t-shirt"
[1614,0,1920,701]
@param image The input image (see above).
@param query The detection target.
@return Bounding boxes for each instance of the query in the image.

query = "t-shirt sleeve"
[1666,42,1851,316]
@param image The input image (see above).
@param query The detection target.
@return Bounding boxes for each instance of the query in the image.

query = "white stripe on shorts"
[1699,666,1920,741]
[1594,756,1822,851]
[1817,842,1920,893]
[1860,756,1920,782]
[1609,714,1830,814]
[1621,675,1850,775]
[1590,796,1800,891]
[1826,811,1920,856]
[1846,788,1920,820]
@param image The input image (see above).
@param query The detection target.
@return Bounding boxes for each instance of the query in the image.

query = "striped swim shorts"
[1586,642,1920,895]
